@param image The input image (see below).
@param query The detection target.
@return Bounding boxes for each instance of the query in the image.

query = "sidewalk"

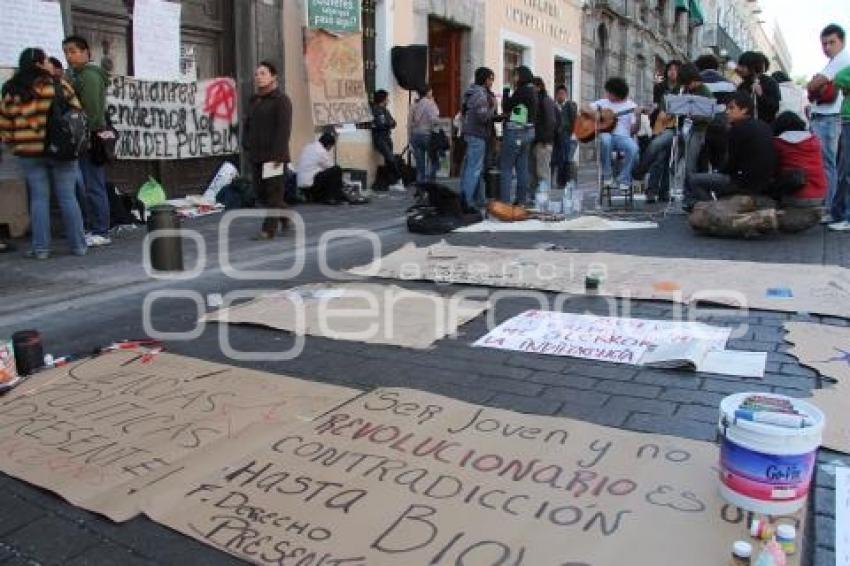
[0,174,848,564]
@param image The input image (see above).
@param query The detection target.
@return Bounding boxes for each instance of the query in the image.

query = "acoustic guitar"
[573,108,617,143]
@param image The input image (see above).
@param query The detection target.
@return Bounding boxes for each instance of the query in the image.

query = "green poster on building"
[307,0,361,33]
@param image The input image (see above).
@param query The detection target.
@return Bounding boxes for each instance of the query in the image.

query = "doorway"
[554,58,573,93]
[428,17,465,119]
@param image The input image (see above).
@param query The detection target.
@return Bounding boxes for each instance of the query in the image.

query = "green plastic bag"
[137,177,167,209]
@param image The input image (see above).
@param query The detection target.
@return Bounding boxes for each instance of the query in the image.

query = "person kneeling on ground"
[770,111,826,233]
[296,132,343,205]
[687,93,779,238]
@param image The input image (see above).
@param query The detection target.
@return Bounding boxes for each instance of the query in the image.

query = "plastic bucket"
[717,392,824,515]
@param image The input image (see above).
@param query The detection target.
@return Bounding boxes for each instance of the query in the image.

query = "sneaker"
[828,220,850,231]
[24,250,49,260]
[85,234,112,247]
[821,214,835,224]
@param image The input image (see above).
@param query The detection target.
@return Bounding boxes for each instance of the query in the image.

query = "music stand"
[661,94,719,216]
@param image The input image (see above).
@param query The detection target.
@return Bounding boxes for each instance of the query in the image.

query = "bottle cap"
[733,541,752,558]
[776,524,796,540]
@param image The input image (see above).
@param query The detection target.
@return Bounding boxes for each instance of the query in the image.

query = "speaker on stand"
[390,45,429,166]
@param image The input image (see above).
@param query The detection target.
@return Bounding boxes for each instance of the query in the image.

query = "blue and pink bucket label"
[719,437,816,502]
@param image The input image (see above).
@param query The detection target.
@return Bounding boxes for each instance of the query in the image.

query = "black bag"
[107,183,143,227]
[406,183,479,234]
[44,79,89,160]
[90,116,119,166]
[429,128,450,154]
[216,177,256,209]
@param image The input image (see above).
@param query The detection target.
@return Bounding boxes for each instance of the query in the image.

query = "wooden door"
[428,19,462,119]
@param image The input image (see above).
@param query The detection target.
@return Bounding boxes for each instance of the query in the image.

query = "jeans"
[74,162,90,230]
[373,135,400,181]
[639,127,706,199]
[553,138,578,188]
[500,125,535,203]
[811,114,841,218]
[599,133,638,185]
[841,121,850,222]
[410,132,436,184]
[459,135,486,208]
[78,154,110,236]
[532,143,553,191]
[19,157,87,254]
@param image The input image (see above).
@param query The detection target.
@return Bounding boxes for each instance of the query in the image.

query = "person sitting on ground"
[371,89,400,186]
[686,92,776,204]
[770,111,826,233]
[585,77,639,195]
[633,63,713,204]
[296,132,343,205]
[736,51,781,124]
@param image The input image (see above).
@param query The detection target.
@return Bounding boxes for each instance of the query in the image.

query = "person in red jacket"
[771,111,825,232]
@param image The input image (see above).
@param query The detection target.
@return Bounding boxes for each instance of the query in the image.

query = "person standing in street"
[371,89,400,186]
[530,76,557,195]
[62,35,111,247]
[553,84,578,190]
[499,65,538,205]
[243,61,292,240]
[826,60,850,231]
[807,24,849,225]
[458,67,496,213]
[0,47,87,259]
[408,86,440,184]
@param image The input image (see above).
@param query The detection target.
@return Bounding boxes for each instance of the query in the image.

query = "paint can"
[717,392,824,515]
[12,330,43,376]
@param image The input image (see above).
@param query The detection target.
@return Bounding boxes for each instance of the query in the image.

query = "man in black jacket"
[371,89,400,185]
[736,51,781,124]
[553,84,578,190]
[531,76,558,194]
[499,65,538,204]
[685,92,777,208]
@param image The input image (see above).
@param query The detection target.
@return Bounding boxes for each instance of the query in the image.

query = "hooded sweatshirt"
[503,67,538,127]
[69,62,108,130]
[773,131,827,200]
[461,83,494,140]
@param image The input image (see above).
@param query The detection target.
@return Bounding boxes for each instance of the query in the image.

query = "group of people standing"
[0,38,112,258]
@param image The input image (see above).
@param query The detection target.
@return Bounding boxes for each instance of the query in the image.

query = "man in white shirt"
[586,77,639,193]
[296,132,343,204]
[807,24,849,222]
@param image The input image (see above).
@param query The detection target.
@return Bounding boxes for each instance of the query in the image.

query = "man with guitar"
[582,77,639,195]
[632,63,713,204]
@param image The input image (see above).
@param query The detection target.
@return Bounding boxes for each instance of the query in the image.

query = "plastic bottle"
[730,540,752,566]
[776,524,796,555]
[562,186,573,215]
[535,180,549,211]
[572,186,582,215]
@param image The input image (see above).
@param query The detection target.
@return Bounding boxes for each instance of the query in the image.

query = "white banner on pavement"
[475,310,731,366]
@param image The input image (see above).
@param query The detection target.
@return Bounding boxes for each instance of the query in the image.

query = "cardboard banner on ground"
[784,322,850,454]
[454,216,658,232]
[0,350,356,521]
[350,243,850,318]
[204,283,489,350]
[304,28,372,126]
[148,387,802,565]
[107,76,239,160]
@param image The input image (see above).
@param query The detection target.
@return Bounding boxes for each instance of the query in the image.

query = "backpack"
[44,79,89,160]
[406,183,479,234]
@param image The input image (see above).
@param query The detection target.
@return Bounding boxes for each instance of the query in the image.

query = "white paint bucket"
[717,392,824,515]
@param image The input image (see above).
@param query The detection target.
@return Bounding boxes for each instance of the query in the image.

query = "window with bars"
[503,42,525,90]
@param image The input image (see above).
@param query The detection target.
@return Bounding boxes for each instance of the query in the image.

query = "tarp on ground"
[453,216,658,232]
[0,349,356,521]
[147,387,803,565]
[203,283,490,350]
[349,242,850,319]
[784,322,850,454]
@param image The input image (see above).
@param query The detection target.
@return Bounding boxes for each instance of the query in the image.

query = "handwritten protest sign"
[148,387,802,565]
[304,29,372,126]
[0,0,65,68]
[349,242,850,318]
[475,310,730,365]
[784,322,850,454]
[204,283,490,349]
[106,76,239,160]
[0,349,355,521]
[307,0,361,33]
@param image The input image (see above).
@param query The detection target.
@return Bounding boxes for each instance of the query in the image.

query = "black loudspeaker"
[391,45,428,92]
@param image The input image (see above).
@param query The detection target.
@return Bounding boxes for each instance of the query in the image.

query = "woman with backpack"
[0,47,87,259]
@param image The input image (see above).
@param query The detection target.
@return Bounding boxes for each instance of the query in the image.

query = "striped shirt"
[0,79,82,157]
